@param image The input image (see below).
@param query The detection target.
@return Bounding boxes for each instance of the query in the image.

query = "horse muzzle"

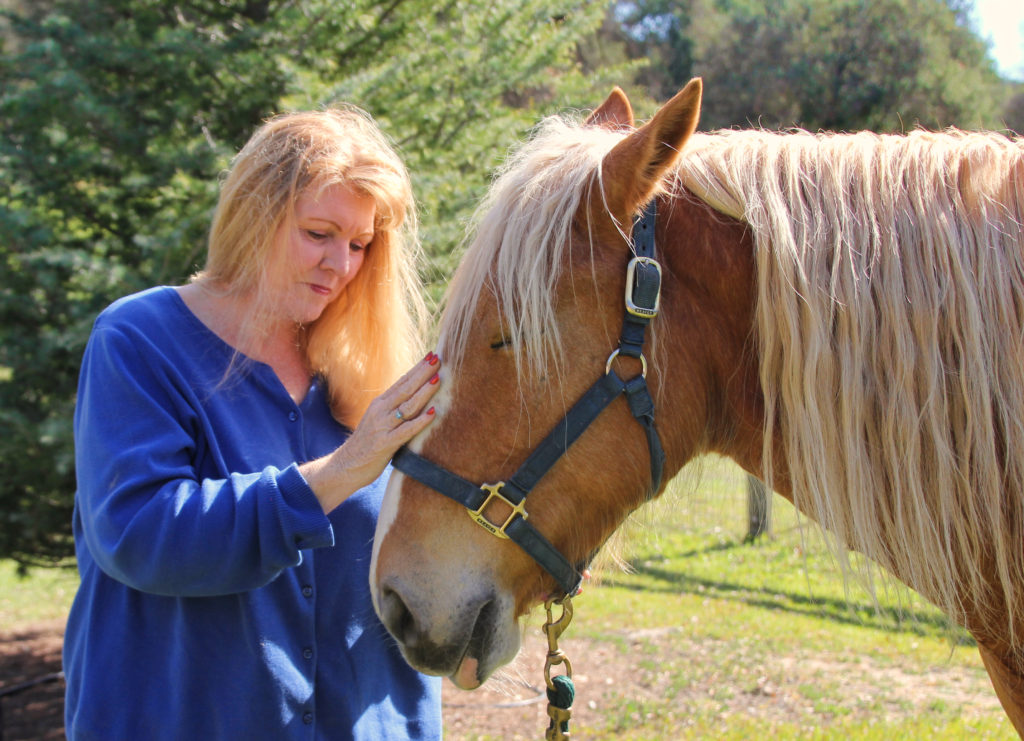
[375,573,520,688]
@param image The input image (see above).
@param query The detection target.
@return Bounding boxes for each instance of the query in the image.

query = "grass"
[562,455,1017,739]
[0,559,77,629]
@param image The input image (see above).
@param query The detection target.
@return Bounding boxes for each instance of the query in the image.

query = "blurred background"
[1,0,1022,569]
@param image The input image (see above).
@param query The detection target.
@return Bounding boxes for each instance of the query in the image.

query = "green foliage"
[0,0,616,565]
[615,0,1008,132]
[288,0,624,295]
[1004,85,1024,133]
[0,0,279,564]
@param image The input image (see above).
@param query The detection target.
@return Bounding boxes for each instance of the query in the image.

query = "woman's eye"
[350,242,367,252]
[306,230,329,241]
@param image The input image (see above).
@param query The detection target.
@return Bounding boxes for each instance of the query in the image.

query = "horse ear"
[585,87,634,130]
[599,78,703,221]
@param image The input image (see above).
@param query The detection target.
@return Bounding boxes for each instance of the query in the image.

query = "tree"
[1004,85,1024,134]
[1,0,289,566]
[0,0,615,566]
[614,0,1006,132]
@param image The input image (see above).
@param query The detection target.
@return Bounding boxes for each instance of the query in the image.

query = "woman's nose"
[321,244,352,275]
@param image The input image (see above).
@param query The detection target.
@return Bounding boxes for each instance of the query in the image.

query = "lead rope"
[542,596,575,740]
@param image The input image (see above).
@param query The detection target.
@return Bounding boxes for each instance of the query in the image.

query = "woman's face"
[271,183,375,325]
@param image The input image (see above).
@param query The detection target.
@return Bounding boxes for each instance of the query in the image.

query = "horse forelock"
[438,116,628,383]
[679,127,1024,655]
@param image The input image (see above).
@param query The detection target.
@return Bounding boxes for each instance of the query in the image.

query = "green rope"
[546,674,575,738]
[547,674,575,708]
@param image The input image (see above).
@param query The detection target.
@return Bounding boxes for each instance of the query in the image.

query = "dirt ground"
[0,621,1006,740]
[0,621,65,741]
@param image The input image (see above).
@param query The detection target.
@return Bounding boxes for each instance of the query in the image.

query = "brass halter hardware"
[624,256,662,318]
[605,348,648,378]
[543,595,575,741]
[467,481,528,539]
[543,595,574,689]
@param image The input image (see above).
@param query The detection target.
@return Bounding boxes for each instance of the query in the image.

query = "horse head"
[369,79,756,688]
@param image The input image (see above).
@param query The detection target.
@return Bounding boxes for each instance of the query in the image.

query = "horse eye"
[490,336,512,350]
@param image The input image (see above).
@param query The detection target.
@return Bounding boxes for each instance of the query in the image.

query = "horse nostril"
[380,584,418,647]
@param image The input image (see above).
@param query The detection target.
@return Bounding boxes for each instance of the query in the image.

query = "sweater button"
[303,647,314,660]
[302,712,313,725]
[302,585,313,598]
[288,411,298,422]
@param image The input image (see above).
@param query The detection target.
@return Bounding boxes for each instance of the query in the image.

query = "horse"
[368,78,1024,734]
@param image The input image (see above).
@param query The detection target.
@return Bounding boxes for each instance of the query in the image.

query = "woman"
[63,107,443,740]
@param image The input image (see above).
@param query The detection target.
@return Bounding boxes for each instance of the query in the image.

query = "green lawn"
[559,455,1016,739]
[0,559,77,629]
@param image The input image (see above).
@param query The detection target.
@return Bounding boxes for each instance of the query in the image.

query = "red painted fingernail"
[427,407,435,415]
[429,373,439,385]
[424,352,433,362]
[429,352,439,366]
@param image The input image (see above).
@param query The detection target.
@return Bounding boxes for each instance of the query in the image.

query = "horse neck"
[654,191,771,484]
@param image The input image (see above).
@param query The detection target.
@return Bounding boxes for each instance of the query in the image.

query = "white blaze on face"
[369,372,454,613]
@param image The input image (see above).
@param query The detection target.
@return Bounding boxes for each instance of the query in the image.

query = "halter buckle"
[468,481,528,539]
[624,256,662,319]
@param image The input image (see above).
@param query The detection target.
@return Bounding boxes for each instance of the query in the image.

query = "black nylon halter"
[392,200,666,598]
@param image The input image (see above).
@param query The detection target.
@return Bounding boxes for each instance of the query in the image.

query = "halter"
[392,199,666,598]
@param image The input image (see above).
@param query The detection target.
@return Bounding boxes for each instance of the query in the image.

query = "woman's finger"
[387,352,441,424]
[388,352,439,398]
[391,404,437,445]
[392,371,440,423]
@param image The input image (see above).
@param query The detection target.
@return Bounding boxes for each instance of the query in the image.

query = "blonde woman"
[64,108,442,740]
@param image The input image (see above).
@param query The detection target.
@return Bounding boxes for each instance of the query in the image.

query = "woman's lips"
[309,283,332,296]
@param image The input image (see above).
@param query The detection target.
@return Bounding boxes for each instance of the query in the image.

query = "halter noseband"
[392,200,666,598]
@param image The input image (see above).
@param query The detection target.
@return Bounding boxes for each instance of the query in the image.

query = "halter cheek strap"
[391,200,665,598]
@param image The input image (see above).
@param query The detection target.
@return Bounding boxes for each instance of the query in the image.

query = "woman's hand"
[301,352,442,513]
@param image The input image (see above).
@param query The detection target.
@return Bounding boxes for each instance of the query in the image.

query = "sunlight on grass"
[0,560,77,629]
[573,455,1015,740]
[591,455,963,645]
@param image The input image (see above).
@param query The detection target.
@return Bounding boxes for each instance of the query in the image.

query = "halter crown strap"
[620,200,661,358]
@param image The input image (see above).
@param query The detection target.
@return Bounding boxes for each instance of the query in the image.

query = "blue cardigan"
[64,287,441,740]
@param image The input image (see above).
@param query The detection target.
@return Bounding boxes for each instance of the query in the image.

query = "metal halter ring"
[394,409,405,421]
[605,348,647,378]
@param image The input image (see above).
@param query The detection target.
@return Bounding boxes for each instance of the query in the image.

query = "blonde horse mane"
[441,112,1024,657]
[439,116,635,381]
[678,127,1024,653]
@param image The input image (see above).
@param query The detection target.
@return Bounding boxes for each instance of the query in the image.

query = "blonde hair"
[440,116,628,380]
[199,107,427,427]
[677,128,1024,653]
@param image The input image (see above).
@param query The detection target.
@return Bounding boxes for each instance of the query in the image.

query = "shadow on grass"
[599,540,973,647]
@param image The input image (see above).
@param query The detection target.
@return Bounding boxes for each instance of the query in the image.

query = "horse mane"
[678,127,1024,653]
[439,116,640,383]
[441,110,1024,655]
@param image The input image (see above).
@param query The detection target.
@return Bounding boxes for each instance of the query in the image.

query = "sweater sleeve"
[73,319,335,597]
